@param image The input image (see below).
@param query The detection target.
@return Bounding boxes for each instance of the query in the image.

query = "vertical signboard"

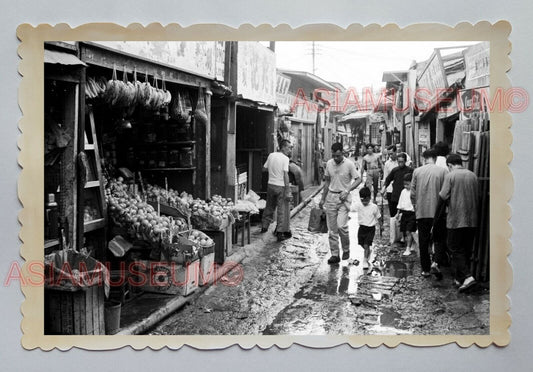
[463,42,490,90]
[237,42,276,105]
[416,50,448,111]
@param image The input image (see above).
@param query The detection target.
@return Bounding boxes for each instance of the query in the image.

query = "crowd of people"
[260,138,480,294]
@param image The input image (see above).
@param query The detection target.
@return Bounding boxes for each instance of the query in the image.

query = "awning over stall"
[44,49,87,66]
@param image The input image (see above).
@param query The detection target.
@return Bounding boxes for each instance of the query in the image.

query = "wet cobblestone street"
[150,196,489,336]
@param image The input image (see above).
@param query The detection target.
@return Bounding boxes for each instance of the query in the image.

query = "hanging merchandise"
[170,89,190,123]
[85,76,107,100]
[194,85,208,125]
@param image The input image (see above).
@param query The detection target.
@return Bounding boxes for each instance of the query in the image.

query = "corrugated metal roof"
[44,49,86,66]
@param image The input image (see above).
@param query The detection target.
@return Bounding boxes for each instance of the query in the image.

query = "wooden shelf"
[44,239,60,250]
[142,167,196,171]
[139,141,196,147]
[84,180,101,189]
[84,218,105,233]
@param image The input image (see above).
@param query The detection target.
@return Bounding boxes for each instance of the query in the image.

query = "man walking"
[382,152,412,220]
[261,139,293,242]
[438,154,479,292]
[319,142,362,264]
[410,149,448,277]
[362,143,382,203]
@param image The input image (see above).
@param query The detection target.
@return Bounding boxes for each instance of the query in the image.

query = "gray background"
[1,1,531,370]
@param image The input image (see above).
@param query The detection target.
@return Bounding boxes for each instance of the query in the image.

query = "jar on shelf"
[148,150,157,168]
[168,122,180,142]
[144,122,157,143]
[158,146,168,168]
[179,147,194,168]
[168,149,180,167]
[157,122,168,142]
[138,150,147,168]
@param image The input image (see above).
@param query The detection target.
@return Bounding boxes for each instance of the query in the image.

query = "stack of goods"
[189,194,238,230]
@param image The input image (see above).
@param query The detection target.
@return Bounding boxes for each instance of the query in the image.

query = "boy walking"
[354,187,382,270]
[396,173,417,256]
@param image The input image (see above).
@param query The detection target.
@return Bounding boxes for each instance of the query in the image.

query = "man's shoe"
[458,276,477,293]
[260,227,268,233]
[421,271,431,278]
[277,233,289,242]
[402,248,411,256]
[284,231,293,238]
[342,251,350,260]
[431,263,443,281]
[327,256,340,264]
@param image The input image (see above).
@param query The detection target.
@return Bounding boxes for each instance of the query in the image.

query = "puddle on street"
[379,308,401,327]
[382,260,415,278]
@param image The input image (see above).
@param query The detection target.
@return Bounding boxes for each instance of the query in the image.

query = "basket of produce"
[190,195,237,231]
[160,229,214,264]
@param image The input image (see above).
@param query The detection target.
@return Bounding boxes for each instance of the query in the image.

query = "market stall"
[44,41,246,335]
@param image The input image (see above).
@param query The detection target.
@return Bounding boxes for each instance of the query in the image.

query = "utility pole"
[312,41,316,74]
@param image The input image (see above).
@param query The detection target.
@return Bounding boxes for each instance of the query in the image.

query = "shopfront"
[44,41,243,335]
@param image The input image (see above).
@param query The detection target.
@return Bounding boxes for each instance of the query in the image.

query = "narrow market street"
[149,192,489,336]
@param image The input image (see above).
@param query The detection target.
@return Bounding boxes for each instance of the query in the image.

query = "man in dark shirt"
[382,153,413,217]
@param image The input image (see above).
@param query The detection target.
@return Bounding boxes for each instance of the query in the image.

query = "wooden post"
[205,90,212,199]
[225,41,238,200]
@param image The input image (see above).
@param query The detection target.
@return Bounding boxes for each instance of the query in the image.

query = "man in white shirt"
[261,140,293,242]
[319,142,362,264]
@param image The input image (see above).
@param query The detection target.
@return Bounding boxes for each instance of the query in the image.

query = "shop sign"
[94,41,226,80]
[416,50,448,111]
[437,93,459,119]
[276,72,291,96]
[463,42,490,90]
[418,122,430,147]
[458,87,490,120]
[237,42,276,105]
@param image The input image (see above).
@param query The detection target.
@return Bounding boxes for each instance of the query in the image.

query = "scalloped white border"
[17,22,512,350]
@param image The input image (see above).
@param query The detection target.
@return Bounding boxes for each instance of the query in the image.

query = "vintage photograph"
[42,39,491,337]
[16,22,512,350]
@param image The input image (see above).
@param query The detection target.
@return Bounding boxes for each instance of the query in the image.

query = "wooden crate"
[132,260,199,296]
[45,285,105,335]
[202,225,232,264]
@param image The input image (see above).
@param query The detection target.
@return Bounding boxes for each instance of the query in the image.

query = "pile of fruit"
[145,184,191,218]
[105,177,188,245]
[185,230,214,248]
[190,195,237,230]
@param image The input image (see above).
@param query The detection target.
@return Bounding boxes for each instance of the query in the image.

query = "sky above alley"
[269,41,480,90]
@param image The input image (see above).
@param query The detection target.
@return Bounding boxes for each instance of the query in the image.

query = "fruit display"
[161,229,214,264]
[189,194,238,230]
[144,184,192,218]
[105,177,188,245]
